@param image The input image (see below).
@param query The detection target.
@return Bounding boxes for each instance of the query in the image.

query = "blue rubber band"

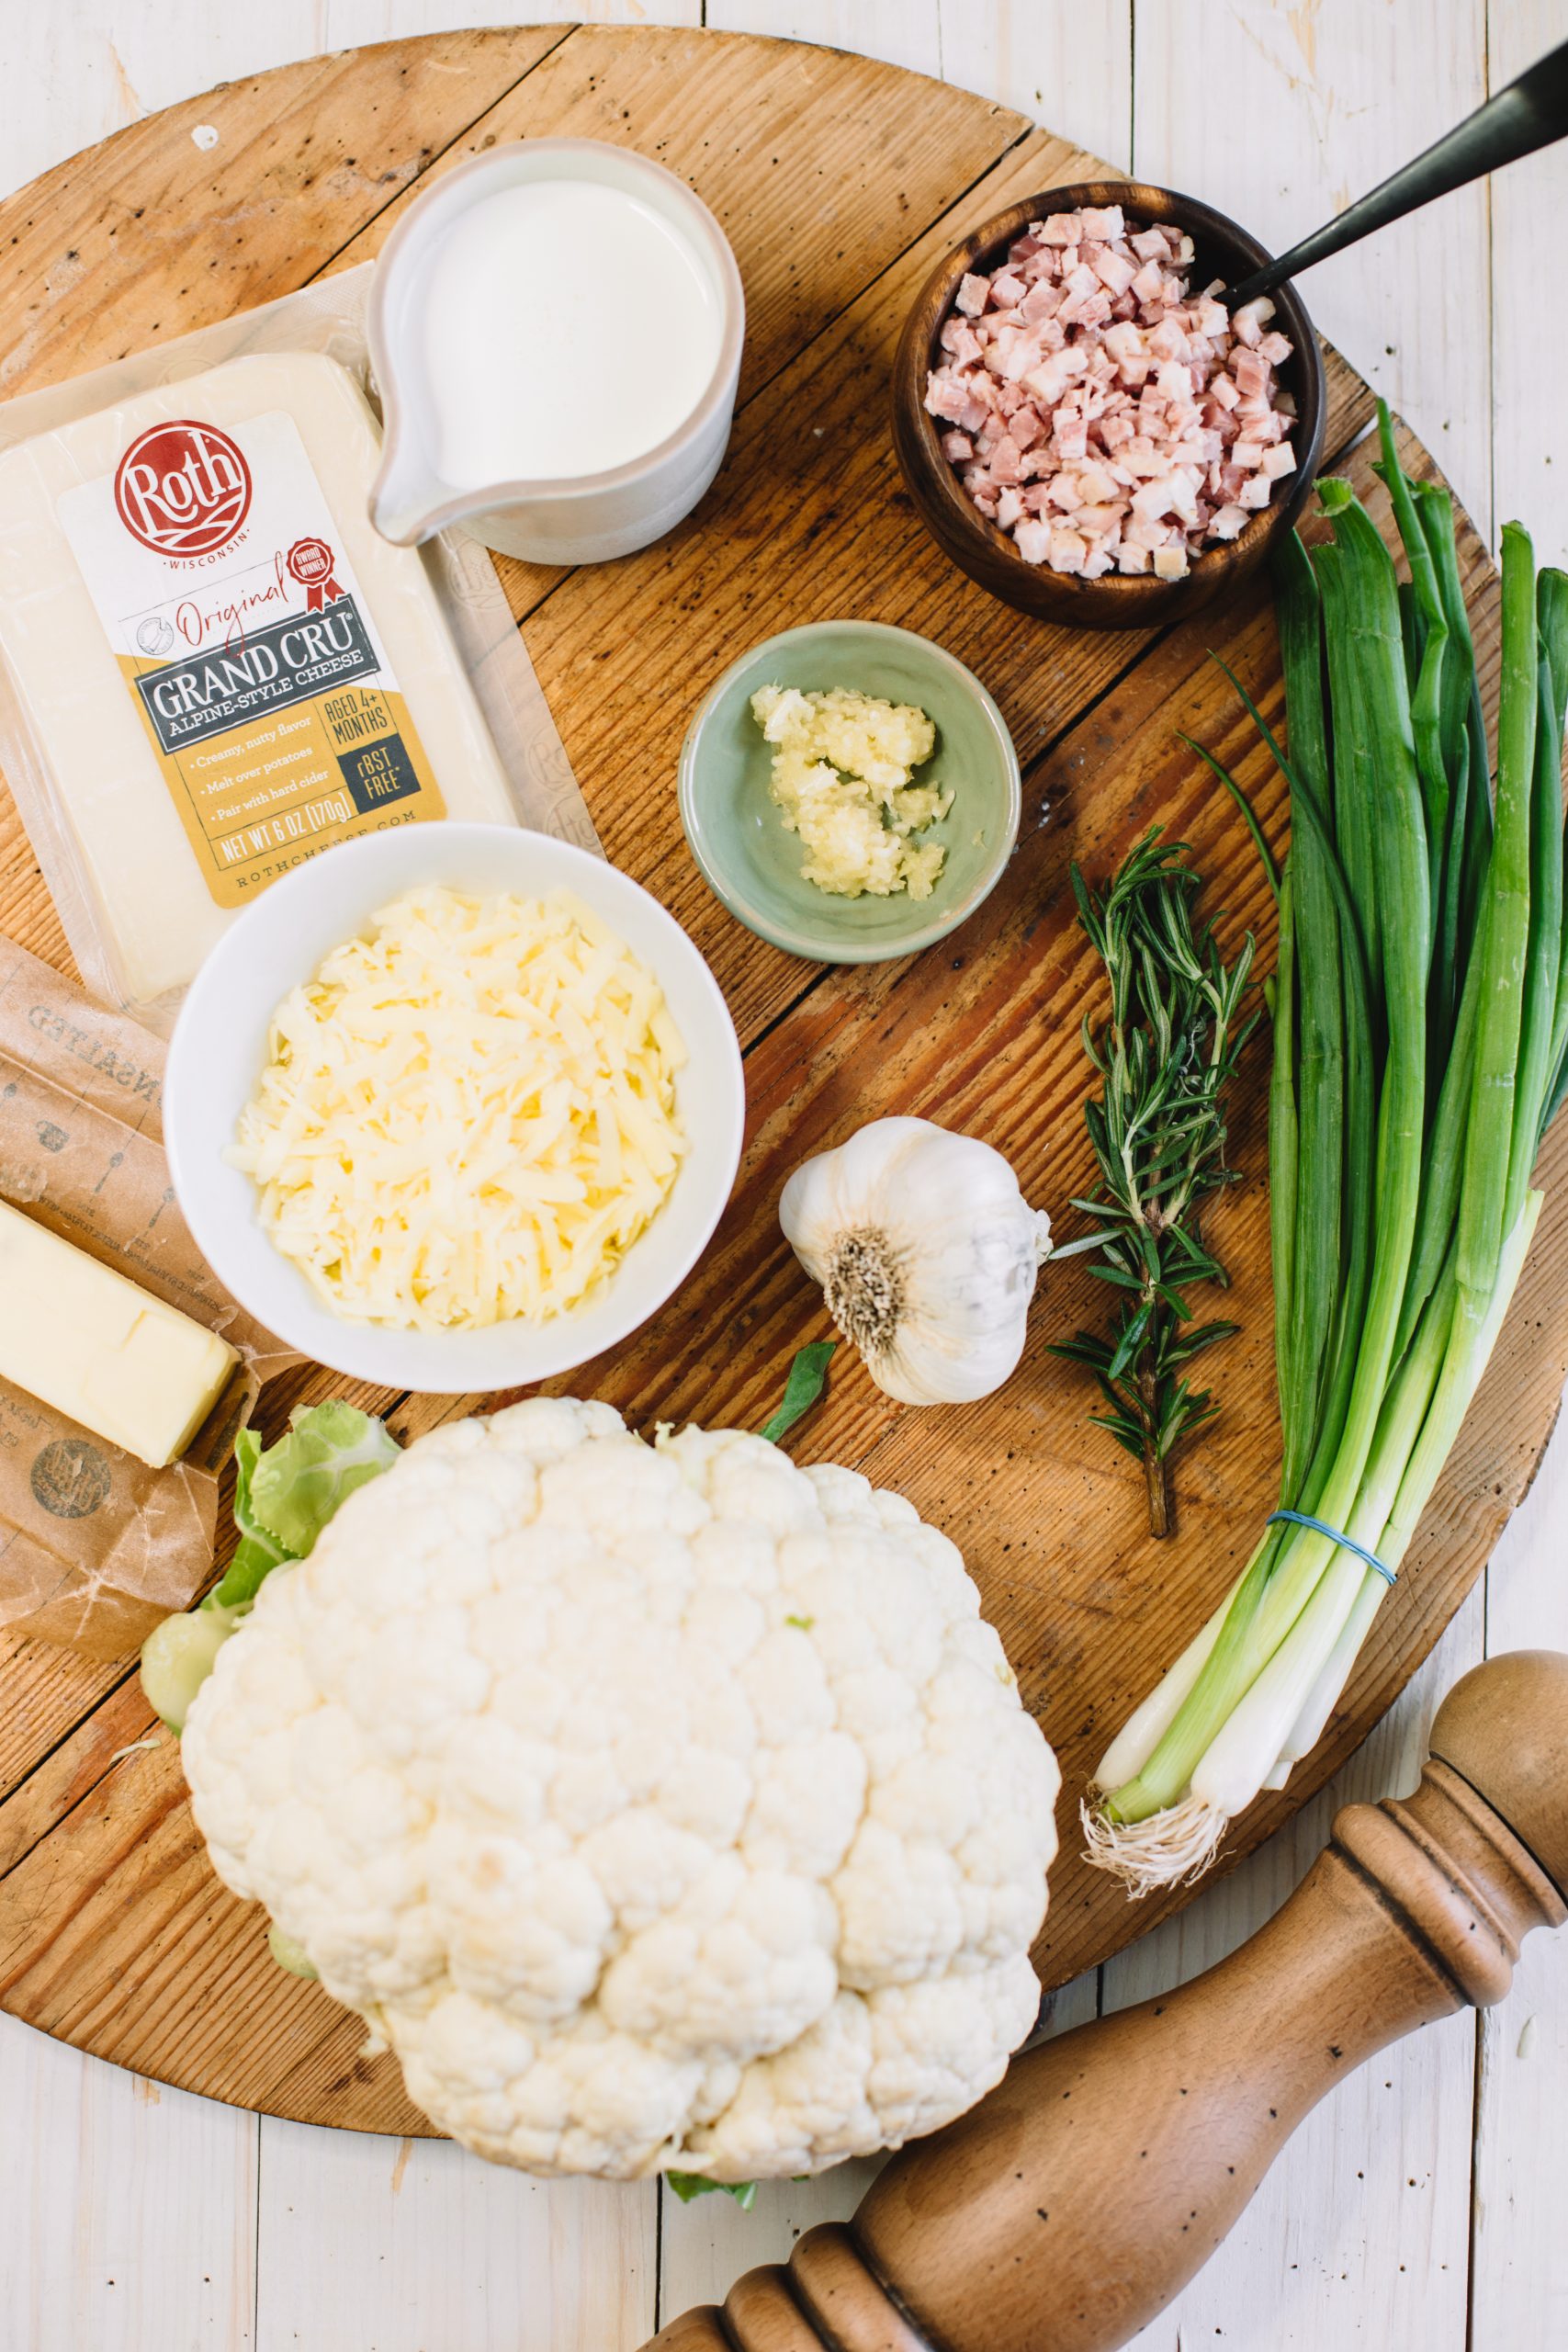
[1267,1509,1397,1587]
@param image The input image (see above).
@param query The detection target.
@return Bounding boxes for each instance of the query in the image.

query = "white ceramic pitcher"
[367,139,745,566]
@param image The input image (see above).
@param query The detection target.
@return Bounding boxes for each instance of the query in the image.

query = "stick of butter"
[0,351,519,1013]
[0,1197,238,1468]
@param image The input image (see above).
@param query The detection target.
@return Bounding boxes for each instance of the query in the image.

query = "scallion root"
[1079,1791,1229,1894]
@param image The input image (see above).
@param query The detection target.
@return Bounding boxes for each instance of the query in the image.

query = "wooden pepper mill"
[646,1649,1568,2352]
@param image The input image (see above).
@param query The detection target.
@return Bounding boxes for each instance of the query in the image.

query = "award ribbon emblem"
[286,536,343,612]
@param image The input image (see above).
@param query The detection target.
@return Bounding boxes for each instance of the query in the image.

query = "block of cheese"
[0,1197,239,1467]
[0,351,518,1014]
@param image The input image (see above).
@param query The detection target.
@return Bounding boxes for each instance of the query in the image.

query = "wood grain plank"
[1133,0,1493,549]
[0,26,571,394]
[1468,1410,1568,2347]
[0,2,337,207]
[1108,1595,1484,2352]
[0,7,708,210]
[0,1733,425,2129]
[255,2117,659,2352]
[1489,0,1568,571]
[708,2,942,79]
[0,2007,259,2350]
[937,0,1134,172]
[0,1630,127,1804]
[323,23,1032,419]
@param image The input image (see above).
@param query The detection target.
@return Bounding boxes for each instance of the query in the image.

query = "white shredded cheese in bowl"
[228,885,688,1331]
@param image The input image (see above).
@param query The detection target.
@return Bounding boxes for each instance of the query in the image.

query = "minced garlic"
[750,684,952,900]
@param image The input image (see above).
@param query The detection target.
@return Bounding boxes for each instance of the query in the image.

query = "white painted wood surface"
[0,3,1564,2346]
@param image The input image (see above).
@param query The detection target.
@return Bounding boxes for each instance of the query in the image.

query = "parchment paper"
[0,934,289,1657]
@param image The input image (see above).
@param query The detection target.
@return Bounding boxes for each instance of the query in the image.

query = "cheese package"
[0,1196,239,1468]
[0,269,598,1025]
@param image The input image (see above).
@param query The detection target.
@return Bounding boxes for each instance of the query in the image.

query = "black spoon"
[1224,33,1568,308]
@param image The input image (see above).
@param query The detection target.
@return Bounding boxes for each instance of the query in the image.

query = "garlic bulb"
[779,1116,1053,1406]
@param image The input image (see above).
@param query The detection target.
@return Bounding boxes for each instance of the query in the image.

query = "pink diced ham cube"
[1022,349,1081,406]
[1147,316,1190,362]
[1089,244,1138,297]
[1233,348,1271,399]
[989,435,1024,485]
[1075,461,1118,504]
[926,204,1297,581]
[925,370,972,424]
[1020,279,1063,323]
[1053,413,1089,462]
[1081,291,1114,329]
[1232,297,1274,347]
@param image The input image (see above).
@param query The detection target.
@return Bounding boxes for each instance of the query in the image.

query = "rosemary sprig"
[1050,826,1258,1536]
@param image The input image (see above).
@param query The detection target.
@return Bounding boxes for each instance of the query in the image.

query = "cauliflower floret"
[182,1397,1059,2183]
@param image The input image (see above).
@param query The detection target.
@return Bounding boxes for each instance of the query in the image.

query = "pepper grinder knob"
[644,1651,1568,2352]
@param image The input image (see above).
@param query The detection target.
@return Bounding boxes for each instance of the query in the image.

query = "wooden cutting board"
[0,24,1561,2138]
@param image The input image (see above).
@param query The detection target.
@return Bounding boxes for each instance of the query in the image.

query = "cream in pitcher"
[368,139,745,566]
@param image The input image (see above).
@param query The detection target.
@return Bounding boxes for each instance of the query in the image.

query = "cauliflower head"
[181,1398,1060,2182]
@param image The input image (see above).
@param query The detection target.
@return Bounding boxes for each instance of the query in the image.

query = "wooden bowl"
[891,179,1328,632]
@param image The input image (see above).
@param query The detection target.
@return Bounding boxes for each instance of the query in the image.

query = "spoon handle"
[1224,34,1568,308]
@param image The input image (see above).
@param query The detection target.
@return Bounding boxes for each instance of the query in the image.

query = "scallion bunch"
[1087,406,1568,1894]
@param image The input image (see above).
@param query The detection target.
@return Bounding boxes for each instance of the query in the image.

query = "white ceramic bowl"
[165,825,745,1394]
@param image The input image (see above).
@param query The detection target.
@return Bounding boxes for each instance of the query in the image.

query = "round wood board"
[0,24,1562,2141]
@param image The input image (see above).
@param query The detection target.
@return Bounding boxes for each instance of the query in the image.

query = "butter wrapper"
[0,934,289,1657]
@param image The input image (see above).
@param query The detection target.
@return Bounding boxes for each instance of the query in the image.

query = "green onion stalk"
[1085,405,1568,1894]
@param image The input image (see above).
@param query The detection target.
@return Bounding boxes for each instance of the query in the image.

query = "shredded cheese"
[230,885,688,1330]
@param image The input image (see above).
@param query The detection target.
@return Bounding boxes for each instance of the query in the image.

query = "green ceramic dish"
[677,620,1021,964]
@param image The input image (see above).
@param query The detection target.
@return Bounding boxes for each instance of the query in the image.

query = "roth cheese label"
[57,407,446,907]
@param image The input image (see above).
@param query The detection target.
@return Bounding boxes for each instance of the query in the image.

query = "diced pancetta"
[923,207,1299,581]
